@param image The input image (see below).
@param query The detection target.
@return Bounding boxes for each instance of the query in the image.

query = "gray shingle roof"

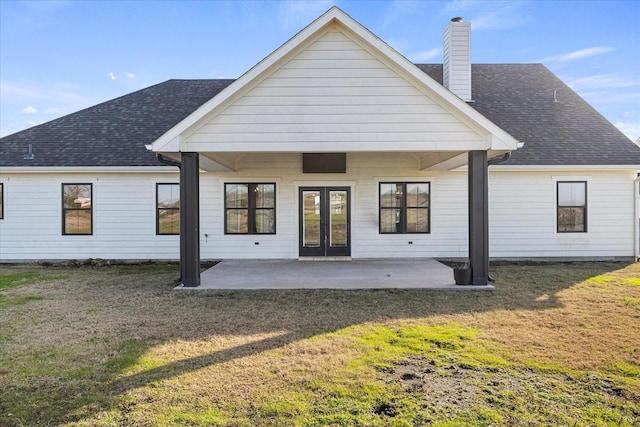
[2,65,640,167]
[418,64,640,166]
[0,79,233,167]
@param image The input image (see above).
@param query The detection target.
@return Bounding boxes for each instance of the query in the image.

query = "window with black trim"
[0,183,4,219]
[156,183,180,235]
[379,182,430,234]
[62,183,92,235]
[225,183,275,234]
[557,181,587,233]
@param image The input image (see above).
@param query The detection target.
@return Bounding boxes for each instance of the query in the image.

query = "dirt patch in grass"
[384,355,639,425]
[0,261,639,426]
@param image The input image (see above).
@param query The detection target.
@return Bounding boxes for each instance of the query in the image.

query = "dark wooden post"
[468,150,489,285]
[180,152,201,287]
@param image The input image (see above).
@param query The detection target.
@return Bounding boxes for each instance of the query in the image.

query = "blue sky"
[1,0,639,141]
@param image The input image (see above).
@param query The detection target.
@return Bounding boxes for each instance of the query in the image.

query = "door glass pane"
[302,191,320,247]
[329,190,347,247]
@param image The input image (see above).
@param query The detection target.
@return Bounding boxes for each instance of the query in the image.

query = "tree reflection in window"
[62,184,92,235]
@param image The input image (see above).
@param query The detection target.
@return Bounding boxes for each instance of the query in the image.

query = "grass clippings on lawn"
[0,261,639,426]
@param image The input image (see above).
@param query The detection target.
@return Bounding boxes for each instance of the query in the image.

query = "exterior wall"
[489,169,638,259]
[0,171,181,261]
[1,162,637,261]
[202,157,638,260]
[199,153,468,260]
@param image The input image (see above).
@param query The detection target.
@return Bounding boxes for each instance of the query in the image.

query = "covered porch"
[149,8,521,288]
[186,258,495,290]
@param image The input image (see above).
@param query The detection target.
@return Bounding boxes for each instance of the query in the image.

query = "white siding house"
[0,170,181,260]
[1,7,639,276]
[2,162,637,262]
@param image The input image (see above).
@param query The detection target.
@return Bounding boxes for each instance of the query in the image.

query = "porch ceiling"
[197,149,510,172]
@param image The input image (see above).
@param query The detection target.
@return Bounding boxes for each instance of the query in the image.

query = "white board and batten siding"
[0,172,180,261]
[184,30,488,153]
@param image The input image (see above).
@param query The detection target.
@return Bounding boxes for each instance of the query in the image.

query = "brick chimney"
[443,17,472,102]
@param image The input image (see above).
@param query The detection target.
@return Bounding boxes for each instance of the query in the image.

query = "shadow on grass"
[0,261,632,425]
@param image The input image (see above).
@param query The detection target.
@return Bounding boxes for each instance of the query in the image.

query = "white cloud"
[542,47,613,63]
[107,72,116,80]
[279,0,334,29]
[21,105,38,115]
[0,81,91,136]
[410,48,441,62]
[210,69,226,78]
[472,5,529,30]
[379,0,422,28]
[1,82,46,99]
[614,121,640,142]
[27,120,37,126]
[440,1,529,31]
[441,0,475,15]
[559,47,613,61]
[127,73,135,79]
[1,81,89,104]
[578,90,640,105]
[566,73,639,91]
[23,0,72,13]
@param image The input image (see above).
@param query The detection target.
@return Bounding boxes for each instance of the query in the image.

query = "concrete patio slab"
[180,259,494,290]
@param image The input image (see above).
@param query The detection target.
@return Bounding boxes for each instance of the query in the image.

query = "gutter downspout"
[156,153,181,169]
[156,153,183,281]
[484,151,512,282]
[487,152,511,166]
[635,173,640,260]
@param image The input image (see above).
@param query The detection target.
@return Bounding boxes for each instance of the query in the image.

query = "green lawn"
[0,261,638,426]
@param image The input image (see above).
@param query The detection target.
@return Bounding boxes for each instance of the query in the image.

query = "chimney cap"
[451,17,463,22]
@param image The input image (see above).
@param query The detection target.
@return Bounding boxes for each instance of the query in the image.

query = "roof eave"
[489,164,640,171]
[0,166,177,173]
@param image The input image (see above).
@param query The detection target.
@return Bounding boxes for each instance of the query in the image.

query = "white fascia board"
[151,134,180,153]
[0,166,177,173]
[185,140,490,153]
